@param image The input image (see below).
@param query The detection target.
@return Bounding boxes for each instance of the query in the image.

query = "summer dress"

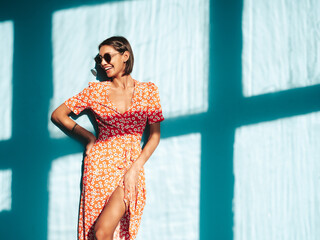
[64,79,164,240]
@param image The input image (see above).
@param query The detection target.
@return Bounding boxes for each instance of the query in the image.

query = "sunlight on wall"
[137,133,200,240]
[49,0,209,138]
[48,133,200,240]
[0,169,12,212]
[242,0,320,97]
[47,153,82,240]
[0,20,13,140]
[233,112,320,240]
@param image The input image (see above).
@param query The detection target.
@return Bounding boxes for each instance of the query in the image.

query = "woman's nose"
[101,57,107,65]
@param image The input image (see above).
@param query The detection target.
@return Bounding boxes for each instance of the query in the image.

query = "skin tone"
[51,45,161,240]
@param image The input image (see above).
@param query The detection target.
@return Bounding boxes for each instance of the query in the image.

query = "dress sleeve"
[147,82,165,125]
[64,82,93,115]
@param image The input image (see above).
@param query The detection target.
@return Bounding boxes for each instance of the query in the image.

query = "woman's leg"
[94,186,127,240]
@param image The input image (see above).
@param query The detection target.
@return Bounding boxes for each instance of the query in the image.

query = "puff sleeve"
[147,82,165,124]
[64,82,93,115]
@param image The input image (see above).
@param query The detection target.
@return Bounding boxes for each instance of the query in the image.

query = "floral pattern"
[64,79,164,240]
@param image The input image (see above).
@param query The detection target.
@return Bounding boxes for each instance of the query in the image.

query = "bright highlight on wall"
[47,153,82,240]
[242,0,320,97]
[0,20,13,140]
[233,112,320,240]
[0,169,12,212]
[49,0,209,138]
[137,133,201,240]
[48,133,201,240]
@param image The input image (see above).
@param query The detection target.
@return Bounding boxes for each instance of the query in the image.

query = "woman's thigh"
[94,186,127,235]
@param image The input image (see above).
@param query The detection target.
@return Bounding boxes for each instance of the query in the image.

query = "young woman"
[51,36,164,240]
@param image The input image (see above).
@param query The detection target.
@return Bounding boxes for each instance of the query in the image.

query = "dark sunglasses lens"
[103,53,111,63]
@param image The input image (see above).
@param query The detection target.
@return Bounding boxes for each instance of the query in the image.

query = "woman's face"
[98,45,128,78]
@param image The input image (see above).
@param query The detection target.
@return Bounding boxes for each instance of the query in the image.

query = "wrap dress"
[64,79,164,240]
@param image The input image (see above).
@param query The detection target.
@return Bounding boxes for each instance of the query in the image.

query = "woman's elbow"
[52,103,71,123]
[51,109,59,124]
[51,104,68,124]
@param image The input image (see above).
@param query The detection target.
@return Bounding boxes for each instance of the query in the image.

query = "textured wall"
[0,169,12,211]
[0,21,13,140]
[234,112,320,240]
[235,0,320,239]
[0,20,13,218]
[1,0,319,239]
[242,0,320,97]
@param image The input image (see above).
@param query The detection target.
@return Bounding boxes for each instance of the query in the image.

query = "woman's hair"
[98,36,134,76]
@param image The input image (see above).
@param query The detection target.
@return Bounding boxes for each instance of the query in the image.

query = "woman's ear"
[123,51,130,63]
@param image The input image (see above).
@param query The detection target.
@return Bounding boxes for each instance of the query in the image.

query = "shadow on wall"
[1,0,320,239]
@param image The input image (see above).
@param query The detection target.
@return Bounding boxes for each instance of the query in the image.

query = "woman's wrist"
[131,159,144,171]
[86,133,96,143]
[73,124,96,144]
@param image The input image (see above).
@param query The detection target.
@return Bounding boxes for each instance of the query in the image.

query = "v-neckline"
[105,79,137,115]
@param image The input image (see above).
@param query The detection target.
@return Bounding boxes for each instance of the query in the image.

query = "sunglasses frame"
[94,52,122,65]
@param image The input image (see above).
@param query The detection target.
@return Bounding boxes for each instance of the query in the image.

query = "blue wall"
[1,0,320,239]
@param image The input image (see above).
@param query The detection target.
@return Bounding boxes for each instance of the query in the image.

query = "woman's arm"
[124,122,161,200]
[132,122,161,170]
[51,103,96,154]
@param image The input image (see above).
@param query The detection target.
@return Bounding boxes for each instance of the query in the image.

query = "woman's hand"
[122,123,161,202]
[123,166,140,201]
[85,134,96,155]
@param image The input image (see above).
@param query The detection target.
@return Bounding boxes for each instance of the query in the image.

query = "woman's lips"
[104,66,112,73]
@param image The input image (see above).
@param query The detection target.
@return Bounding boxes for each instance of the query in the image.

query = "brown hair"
[98,36,134,76]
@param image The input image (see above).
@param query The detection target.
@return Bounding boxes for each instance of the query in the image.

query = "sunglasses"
[94,52,121,64]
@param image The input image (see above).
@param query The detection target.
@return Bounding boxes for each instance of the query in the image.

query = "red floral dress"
[64,79,164,240]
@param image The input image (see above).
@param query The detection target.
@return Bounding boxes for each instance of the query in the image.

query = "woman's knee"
[94,225,114,240]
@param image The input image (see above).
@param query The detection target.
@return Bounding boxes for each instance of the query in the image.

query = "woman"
[51,36,164,240]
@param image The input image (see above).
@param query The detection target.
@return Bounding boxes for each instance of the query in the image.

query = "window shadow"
[1,0,320,240]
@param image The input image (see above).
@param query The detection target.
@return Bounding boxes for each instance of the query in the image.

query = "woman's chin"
[106,72,114,78]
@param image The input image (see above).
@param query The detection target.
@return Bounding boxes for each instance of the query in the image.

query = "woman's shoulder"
[87,80,111,89]
[87,81,99,87]
[138,81,158,90]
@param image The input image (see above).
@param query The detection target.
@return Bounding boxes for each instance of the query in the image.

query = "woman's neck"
[112,74,134,89]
